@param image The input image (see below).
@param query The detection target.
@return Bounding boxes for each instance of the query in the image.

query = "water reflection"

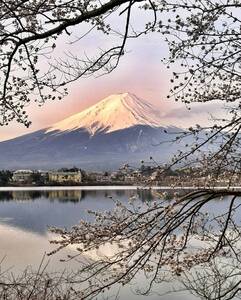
[0,188,231,236]
[0,224,193,300]
[0,188,208,299]
[0,189,156,235]
[0,188,155,202]
[0,223,76,272]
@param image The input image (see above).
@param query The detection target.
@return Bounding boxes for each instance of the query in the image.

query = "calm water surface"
[0,187,229,300]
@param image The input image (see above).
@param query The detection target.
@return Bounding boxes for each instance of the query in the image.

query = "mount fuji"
[0,93,182,170]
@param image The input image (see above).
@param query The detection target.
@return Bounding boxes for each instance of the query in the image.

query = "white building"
[12,170,34,183]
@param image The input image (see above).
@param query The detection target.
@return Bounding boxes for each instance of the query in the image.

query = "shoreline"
[0,185,241,191]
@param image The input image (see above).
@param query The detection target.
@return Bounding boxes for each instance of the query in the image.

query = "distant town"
[0,164,238,187]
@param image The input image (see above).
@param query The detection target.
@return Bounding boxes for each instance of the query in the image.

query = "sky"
[0,9,223,142]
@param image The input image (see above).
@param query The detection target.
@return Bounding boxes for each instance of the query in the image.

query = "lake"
[0,187,229,300]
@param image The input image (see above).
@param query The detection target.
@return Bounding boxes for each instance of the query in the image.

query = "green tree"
[0,170,13,186]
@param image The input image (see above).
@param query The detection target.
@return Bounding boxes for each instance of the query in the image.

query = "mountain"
[46,92,168,135]
[0,93,182,170]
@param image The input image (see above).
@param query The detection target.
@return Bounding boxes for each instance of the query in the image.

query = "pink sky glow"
[0,16,222,142]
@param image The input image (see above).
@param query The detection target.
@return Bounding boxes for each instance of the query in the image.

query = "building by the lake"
[12,170,34,183]
[48,170,82,183]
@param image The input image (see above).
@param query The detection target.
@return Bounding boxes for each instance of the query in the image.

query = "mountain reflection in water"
[0,188,198,300]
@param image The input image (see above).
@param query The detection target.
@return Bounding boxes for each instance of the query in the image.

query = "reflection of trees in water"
[47,191,241,300]
[0,191,42,201]
[0,190,84,202]
[180,258,241,300]
[137,188,155,202]
[0,189,161,203]
[0,191,13,201]
[0,189,239,298]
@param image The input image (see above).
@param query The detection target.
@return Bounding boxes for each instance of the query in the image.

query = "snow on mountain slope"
[46,92,167,135]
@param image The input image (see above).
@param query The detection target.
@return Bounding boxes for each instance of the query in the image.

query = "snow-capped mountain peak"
[46,92,166,135]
